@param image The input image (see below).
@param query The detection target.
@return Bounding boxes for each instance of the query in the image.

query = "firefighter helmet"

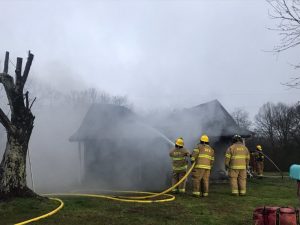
[232,134,242,143]
[256,145,262,151]
[200,134,209,143]
[175,138,184,147]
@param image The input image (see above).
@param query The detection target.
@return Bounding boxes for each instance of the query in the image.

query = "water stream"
[137,122,175,146]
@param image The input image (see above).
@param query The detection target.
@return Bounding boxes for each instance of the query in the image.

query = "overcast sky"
[0,0,299,119]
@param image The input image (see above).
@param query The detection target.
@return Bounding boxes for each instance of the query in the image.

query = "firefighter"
[254,145,264,178]
[190,134,215,197]
[225,134,250,196]
[169,137,190,194]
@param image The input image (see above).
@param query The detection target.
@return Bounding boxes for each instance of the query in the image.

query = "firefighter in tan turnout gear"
[254,145,264,178]
[191,134,215,197]
[169,137,190,193]
[225,134,250,196]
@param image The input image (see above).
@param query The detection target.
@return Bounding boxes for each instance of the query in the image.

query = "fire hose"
[14,163,196,224]
[16,148,285,224]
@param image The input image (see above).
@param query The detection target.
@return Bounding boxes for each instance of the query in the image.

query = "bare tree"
[291,102,300,144]
[268,0,300,52]
[0,51,36,199]
[272,102,296,146]
[231,108,252,130]
[67,88,131,109]
[268,0,300,88]
[255,102,296,147]
[255,102,277,148]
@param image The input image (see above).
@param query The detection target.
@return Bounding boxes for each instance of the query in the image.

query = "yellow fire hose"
[15,198,64,225]
[14,162,195,225]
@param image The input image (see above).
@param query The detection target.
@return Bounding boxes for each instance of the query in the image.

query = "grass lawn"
[1,176,299,225]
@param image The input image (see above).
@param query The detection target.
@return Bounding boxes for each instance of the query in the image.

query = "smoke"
[27,104,86,192]
[144,101,237,179]
[69,104,173,191]
[22,75,171,192]
[0,69,246,193]
[0,79,242,193]
[0,0,264,192]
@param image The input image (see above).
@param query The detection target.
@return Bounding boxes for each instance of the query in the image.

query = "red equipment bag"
[253,207,300,225]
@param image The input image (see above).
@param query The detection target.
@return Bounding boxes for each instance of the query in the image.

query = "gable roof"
[69,104,170,142]
[151,99,252,141]
[188,99,252,137]
[70,100,252,143]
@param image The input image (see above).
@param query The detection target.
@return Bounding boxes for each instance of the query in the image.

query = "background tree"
[0,51,36,199]
[67,88,132,109]
[268,0,300,88]
[292,102,300,144]
[254,103,276,147]
[231,108,252,130]
[253,101,300,170]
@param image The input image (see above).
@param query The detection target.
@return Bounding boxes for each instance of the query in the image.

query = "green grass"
[1,176,299,225]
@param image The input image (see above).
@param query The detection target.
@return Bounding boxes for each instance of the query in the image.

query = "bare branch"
[15,57,22,90]
[29,97,36,109]
[267,0,300,88]
[0,72,16,113]
[22,51,34,85]
[0,73,15,91]
[268,0,300,52]
[283,0,300,25]
[3,52,9,74]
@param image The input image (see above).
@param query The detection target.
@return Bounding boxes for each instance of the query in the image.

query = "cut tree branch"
[15,57,22,91]
[3,52,8,74]
[22,51,33,85]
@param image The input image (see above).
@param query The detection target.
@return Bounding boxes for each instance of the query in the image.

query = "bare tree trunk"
[0,51,36,199]
[0,134,34,198]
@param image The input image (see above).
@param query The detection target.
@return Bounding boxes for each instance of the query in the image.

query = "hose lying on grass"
[14,162,196,225]
[14,198,64,225]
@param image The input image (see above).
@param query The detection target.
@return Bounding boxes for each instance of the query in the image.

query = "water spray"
[137,122,175,146]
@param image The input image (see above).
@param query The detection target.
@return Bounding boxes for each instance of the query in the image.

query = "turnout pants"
[229,169,247,195]
[250,158,257,174]
[192,168,210,196]
[172,171,187,193]
[256,161,264,176]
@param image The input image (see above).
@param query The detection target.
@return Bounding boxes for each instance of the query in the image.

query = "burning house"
[69,104,171,190]
[70,100,252,190]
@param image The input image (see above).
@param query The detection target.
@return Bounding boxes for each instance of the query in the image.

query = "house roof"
[69,104,171,142]
[70,100,252,143]
[150,99,252,141]
[188,99,252,137]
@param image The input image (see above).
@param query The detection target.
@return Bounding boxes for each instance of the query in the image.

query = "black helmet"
[232,134,242,143]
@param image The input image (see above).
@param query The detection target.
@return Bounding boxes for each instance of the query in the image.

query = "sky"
[0,0,299,119]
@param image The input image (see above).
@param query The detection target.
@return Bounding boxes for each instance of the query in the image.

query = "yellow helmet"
[200,134,209,143]
[256,145,262,151]
[175,138,184,147]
